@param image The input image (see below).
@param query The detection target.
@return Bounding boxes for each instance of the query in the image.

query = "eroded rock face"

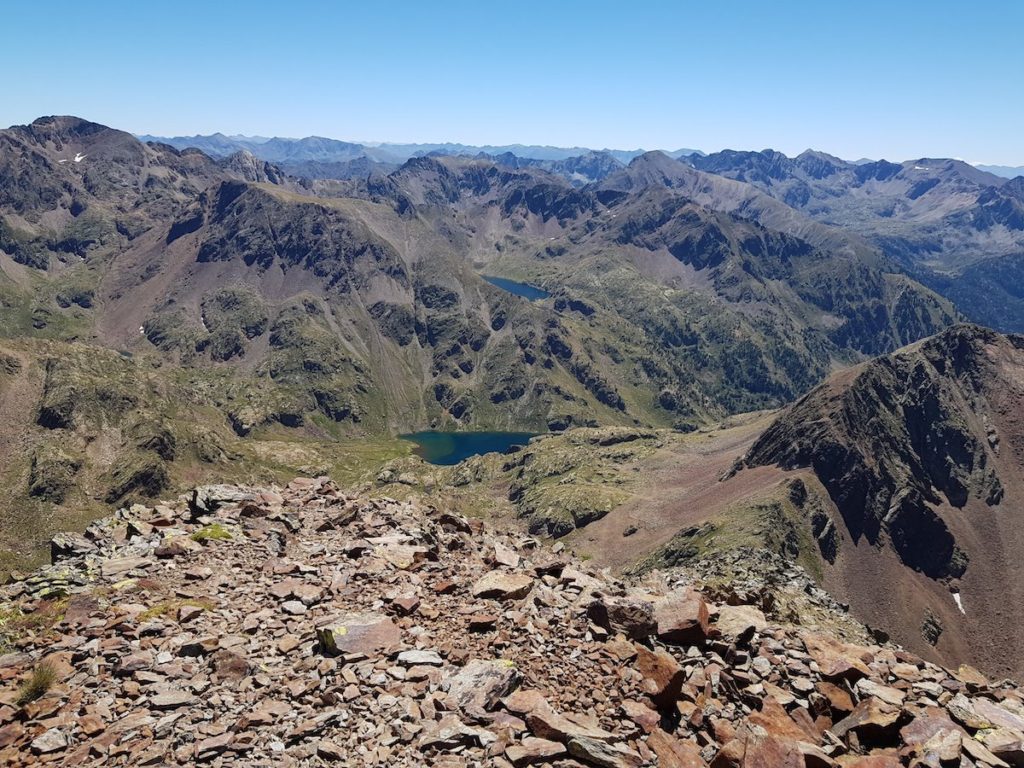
[1,478,1024,767]
[744,325,1015,580]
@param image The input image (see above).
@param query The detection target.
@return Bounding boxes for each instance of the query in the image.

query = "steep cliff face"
[740,325,1024,676]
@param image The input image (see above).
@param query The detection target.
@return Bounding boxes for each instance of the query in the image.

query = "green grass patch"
[0,598,69,654]
[138,597,216,622]
[15,661,57,706]
[191,523,233,543]
[628,480,825,579]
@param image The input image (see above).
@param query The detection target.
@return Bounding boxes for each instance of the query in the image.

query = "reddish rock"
[493,542,521,569]
[748,698,819,744]
[831,697,904,744]
[621,699,660,733]
[567,736,643,768]
[447,660,522,718]
[505,737,567,766]
[468,613,499,632]
[835,756,902,767]
[79,714,105,737]
[433,580,458,595]
[634,644,686,707]
[980,728,1024,766]
[0,722,24,750]
[471,571,534,601]
[149,690,196,710]
[587,594,657,640]
[817,681,856,716]
[954,665,989,690]
[527,709,616,743]
[898,711,963,750]
[194,732,233,761]
[655,588,710,646]
[179,636,219,657]
[502,689,552,716]
[62,594,101,626]
[114,651,152,675]
[855,679,906,708]
[211,649,249,681]
[803,634,872,682]
[714,605,767,643]
[797,741,839,768]
[315,612,401,656]
[392,595,420,615]
[710,735,803,768]
[972,698,1024,732]
[317,740,345,761]
[646,729,707,767]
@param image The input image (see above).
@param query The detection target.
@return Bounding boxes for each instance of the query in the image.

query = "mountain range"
[136,131,702,181]
[3,114,1024,680]
[975,163,1024,179]
[140,129,1024,333]
[684,150,1024,332]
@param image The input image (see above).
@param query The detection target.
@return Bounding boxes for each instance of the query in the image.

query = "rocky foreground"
[0,479,1023,767]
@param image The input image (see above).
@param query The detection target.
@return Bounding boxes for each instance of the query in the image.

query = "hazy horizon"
[127,127,1023,169]
[3,0,1023,165]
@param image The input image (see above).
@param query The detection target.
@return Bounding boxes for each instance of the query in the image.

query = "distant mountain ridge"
[975,163,1024,179]
[136,130,703,168]
[0,116,956,500]
[683,149,1024,332]
[138,129,704,179]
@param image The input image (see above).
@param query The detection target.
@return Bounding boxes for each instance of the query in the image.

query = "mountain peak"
[741,322,1024,675]
[24,115,116,141]
[627,149,676,166]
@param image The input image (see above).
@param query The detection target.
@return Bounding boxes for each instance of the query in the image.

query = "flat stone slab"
[316,612,401,656]
[471,571,534,600]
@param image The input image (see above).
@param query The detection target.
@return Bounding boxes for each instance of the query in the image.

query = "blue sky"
[3,0,1022,163]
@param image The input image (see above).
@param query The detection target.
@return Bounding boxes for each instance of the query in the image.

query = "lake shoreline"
[401,430,538,465]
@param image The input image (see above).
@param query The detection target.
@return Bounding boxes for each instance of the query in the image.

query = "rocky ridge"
[1,479,1023,766]
[734,325,1024,677]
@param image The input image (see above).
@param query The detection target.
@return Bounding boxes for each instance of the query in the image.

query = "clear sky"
[3,0,1022,164]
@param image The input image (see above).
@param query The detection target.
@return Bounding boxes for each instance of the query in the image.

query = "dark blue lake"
[402,431,536,465]
[482,276,551,301]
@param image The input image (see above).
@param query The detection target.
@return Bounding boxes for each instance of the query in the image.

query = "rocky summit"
[2,479,1023,767]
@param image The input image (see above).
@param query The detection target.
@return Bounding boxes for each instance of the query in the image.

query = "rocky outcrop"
[742,325,1014,580]
[2,478,1023,766]
[735,324,1024,679]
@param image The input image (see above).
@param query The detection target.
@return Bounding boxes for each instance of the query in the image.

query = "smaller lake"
[402,431,536,465]
[482,276,551,301]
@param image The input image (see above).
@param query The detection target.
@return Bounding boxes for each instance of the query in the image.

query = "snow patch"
[952,592,965,615]
[74,153,87,163]
[139,326,145,335]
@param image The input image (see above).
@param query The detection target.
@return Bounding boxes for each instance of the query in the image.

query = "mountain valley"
[3,114,1024,763]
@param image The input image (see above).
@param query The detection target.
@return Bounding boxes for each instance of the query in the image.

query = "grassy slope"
[0,337,412,575]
